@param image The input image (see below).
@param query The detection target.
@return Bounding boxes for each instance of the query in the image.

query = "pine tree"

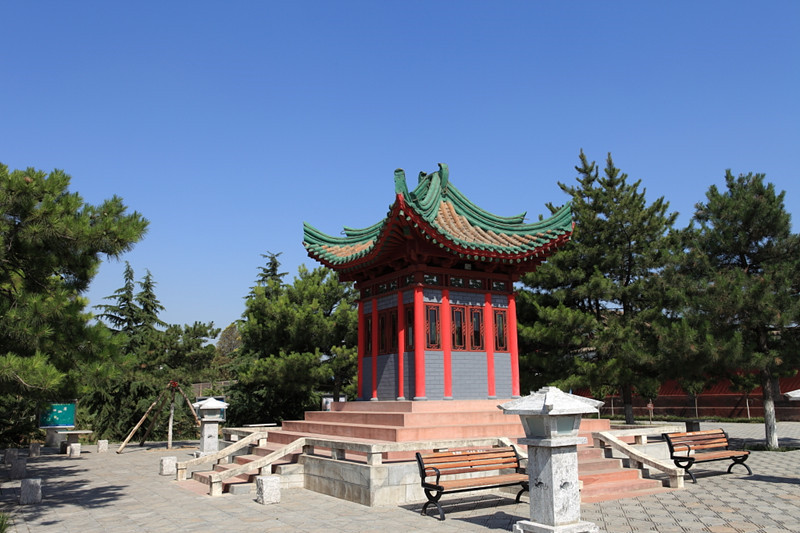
[229,256,358,424]
[673,171,800,447]
[88,265,219,440]
[95,262,141,335]
[518,151,677,423]
[0,164,147,444]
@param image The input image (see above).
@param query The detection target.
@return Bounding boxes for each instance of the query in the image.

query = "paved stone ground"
[1,422,799,532]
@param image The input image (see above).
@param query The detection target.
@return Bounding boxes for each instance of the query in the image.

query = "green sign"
[39,402,76,428]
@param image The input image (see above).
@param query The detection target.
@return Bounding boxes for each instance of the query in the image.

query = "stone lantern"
[500,387,603,533]
[192,397,228,456]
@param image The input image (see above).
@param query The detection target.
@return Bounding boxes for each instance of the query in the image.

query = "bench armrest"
[672,443,693,457]
[423,466,441,486]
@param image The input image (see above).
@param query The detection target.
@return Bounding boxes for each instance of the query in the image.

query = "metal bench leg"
[728,458,753,476]
[422,489,445,521]
[516,482,529,503]
[673,459,697,483]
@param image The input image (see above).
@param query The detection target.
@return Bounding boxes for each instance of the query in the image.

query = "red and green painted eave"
[303,163,573,278]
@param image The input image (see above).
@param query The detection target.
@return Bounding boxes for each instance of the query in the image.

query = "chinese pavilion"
[303,164,572,402]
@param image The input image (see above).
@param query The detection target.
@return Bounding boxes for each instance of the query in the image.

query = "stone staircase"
[179,400,672,502]
[577,445,669,503]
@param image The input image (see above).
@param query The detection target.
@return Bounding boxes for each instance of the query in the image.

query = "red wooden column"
[508,292,520,397]
[371,297,378,400]
[396,291,405,400]
[441,289,453,399]
[413,284,426,400]
[357,300,365,400]
[484,292,496,398]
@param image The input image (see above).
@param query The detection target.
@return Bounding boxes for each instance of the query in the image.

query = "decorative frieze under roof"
[303,164,572,280]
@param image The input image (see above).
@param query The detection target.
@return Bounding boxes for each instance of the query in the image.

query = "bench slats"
[439,473,527,491]
[423,456,519,471]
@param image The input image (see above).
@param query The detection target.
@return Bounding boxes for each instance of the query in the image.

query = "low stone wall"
[302,455,421,506]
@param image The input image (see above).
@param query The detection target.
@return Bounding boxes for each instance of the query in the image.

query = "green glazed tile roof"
[303,163,572,274]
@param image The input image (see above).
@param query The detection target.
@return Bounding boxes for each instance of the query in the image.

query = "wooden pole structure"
[139,384,172,446]
[167,387,176,449]
[116,386,169,454]
[176,383,201,426]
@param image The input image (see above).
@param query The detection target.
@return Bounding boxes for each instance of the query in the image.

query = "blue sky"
[2,1,798,334]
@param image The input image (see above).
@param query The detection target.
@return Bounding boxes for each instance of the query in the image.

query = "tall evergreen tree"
[88,265,218,440]
[95,262,141,335]
[0,164,147,444]
[518,151,677,423]
[228,255,358,424]
[670,171,800,447]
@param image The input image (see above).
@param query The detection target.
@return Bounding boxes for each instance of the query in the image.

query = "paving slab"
[1,422,800,532]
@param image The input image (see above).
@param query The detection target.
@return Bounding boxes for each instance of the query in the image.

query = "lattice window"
[405,306,414,350]
[494,309,508,351]
[425,304,441,349]
[452,306,466,350]
[470,308,484,351]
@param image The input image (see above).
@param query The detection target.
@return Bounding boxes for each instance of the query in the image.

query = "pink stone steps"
[280,419,525,442]
[578,445,670,502]
[191,462,261,493]
[182,401,673,502]
[580,477,673,503]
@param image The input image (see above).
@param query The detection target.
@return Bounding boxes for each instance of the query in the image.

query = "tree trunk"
[622,383,635,424]
[762,370,779,449]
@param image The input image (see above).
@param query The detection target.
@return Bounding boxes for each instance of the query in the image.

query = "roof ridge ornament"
[438,163,449,192]
[393,168,409,198]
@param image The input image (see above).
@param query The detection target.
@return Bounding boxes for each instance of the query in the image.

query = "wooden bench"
[663,429,752,483]
[415,445,528,520]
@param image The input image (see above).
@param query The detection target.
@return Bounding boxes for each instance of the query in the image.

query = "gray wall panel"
[376,353,396,400]
[494,353,513,399]
[451,352,489,399]
[423,351,444,400]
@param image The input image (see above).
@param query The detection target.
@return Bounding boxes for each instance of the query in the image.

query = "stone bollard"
[10,458,27,479]
[159,456,177,476]
[20,478,42,505]
[67,443,81,458]
[4,448,19,465]
[29,442,41,458]
[97,440,109,453]
[256,475,281,504]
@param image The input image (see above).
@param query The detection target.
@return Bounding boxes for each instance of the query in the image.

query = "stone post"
[255,475,281,504]
[160,456,177,476]
[67,443,81,458]
[20,478,42,505]
[29,442,41,458]
[97,440,109,453]
[500,387,603,533]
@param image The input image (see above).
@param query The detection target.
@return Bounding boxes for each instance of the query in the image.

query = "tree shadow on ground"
[402,493,526,529]
[746,473,800,486]
[0,451,127,525]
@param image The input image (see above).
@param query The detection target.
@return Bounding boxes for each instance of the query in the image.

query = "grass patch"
[0,512,11,533]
